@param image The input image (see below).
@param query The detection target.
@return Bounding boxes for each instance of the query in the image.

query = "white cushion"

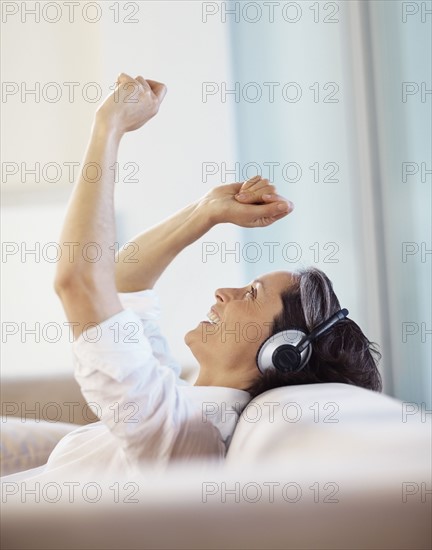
[226,383,431,474]
[0,417,78,476]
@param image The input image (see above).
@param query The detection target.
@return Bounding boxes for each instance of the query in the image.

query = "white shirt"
[27,290,251,478]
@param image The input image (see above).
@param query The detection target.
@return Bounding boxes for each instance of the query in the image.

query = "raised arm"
[54,73,168,340]
[115,179,294,292]
[54,71,294,337]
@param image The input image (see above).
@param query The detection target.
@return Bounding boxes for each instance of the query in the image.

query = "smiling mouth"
[206,309,221,325]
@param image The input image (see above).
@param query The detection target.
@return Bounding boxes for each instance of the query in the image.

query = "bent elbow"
[54,271,96,297]
[54,274,72,296]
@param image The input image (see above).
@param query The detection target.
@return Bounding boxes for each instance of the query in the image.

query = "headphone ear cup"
[272,345,302,373]
[256,330,311,374]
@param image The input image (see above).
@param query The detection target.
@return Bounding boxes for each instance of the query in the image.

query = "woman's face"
[185,271,295,387]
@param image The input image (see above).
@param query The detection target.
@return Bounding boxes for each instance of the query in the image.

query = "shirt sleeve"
[72,308,224,466]
[117,289,183,382]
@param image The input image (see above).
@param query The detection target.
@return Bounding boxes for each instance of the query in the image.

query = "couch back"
[227,383,430,474]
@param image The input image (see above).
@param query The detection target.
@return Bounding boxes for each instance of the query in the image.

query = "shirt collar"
[179,385,251,445]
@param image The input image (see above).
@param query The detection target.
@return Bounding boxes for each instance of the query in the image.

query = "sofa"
[1,375,431,549]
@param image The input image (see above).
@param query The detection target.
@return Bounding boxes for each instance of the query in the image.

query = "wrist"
[92,113,124,143]
[196,197,220,228]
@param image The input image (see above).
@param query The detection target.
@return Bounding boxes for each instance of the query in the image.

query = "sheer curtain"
[228,0,431,406]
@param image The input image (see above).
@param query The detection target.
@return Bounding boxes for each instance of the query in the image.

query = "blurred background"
[1,0,431,407]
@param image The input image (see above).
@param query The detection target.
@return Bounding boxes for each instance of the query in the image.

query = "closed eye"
[245,285,256,299]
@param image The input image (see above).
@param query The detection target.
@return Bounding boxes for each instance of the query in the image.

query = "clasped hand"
[201,175,294,228]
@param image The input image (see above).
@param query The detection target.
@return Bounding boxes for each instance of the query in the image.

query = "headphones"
[256,308,349,374]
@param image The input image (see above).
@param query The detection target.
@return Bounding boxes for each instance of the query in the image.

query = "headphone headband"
[297,308,349,352]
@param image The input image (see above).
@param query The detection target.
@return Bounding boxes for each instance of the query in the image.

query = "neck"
[193,359,257,391]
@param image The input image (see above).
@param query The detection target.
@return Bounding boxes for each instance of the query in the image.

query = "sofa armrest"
[0,375,98,425]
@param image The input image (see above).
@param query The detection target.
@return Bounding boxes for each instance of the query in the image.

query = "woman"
[7,73,381,479]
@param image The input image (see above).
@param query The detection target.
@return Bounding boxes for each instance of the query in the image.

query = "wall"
[1,1,241,378]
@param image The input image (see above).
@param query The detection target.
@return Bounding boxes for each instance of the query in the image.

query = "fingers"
[135,76,168,103]
[254,200,294,219]
[239,176,273,197]
[236,176,290,207]
[260,192,288,204]
[135,75,152,92]
[240,175,261,191]
[238,177,294,215]
[117,74,168,102]
[146,79,168,102]
[238,176,274,195]
[116,73,148,99]
[116,72,137,88]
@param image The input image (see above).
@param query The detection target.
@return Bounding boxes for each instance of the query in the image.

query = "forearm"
[115,200,214,292]
[115,175,294,293]
[55,117,121,289]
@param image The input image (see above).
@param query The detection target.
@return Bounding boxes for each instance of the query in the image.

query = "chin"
[184,325,209,363]
[184,324,199,348]
[184,330,192,347]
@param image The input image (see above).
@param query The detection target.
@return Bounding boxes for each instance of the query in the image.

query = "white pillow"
[0,417,78,476]
[226,383,431,474]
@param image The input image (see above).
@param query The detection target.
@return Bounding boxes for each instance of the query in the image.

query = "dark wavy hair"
[245,267,382,398]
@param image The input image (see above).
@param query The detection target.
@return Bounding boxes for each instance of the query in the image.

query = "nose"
[215,288,227,302]
[214,287,245,302]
